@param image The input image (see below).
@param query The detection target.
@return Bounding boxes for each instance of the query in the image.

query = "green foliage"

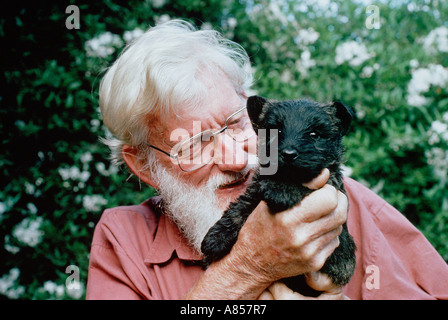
[1,0,447,299]
[234,0,448,259]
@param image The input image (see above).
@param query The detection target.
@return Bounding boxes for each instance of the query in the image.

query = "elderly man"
[86,20,448,300]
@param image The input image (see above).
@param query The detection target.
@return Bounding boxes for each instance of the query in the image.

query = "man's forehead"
[150,101,241,147]
[165,101,241,128]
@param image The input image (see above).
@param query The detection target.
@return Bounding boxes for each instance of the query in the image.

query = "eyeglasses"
[147,105,256,172]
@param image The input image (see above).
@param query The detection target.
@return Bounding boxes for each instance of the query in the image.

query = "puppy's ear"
[332,100,355,136]
[247,95,268,129]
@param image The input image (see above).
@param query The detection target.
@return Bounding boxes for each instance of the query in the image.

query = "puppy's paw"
[320,227,356,286]
[201,222,238,269]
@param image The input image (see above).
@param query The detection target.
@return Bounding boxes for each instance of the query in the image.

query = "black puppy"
[201,96,357,291]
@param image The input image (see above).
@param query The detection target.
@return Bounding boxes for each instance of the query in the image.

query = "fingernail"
[311,272,320,282]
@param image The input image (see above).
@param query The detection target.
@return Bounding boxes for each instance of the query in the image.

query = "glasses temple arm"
[147,144,176,159]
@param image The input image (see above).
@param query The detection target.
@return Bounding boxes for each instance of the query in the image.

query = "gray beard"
[152,163,256,254]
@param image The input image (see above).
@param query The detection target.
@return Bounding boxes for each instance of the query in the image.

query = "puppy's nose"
[281,148,298,162]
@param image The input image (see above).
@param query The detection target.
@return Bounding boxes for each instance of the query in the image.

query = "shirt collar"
[144,197,203,265]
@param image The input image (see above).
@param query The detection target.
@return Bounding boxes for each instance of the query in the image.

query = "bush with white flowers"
[2,0,447,299]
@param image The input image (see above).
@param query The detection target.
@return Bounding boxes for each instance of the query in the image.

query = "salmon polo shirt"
[86,178,448,300]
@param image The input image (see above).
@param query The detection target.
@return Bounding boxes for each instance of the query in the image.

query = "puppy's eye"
[310,132,319,138]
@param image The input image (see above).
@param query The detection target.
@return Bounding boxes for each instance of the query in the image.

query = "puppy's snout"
[281,148,299,162]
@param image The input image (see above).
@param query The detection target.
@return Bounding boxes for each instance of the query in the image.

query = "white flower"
[12,217,44,247]
[227,17,237,29]
[360,63,379,78]
[335,40,374,67]
[150,0,166,8]
[292,0,338,18]
[0,268,25,299]
[0,202,6,215]
[90,119,100,132]
[280,69,292,83]
[427,112,448,183]
[66,281,84,299]
[4,235,20,254]
[407,64,448,106]
[296,50,316,77]
[431,120,448,135]
[428,112,448,145]
[407,94,428,107]
[201,22,213,30]
[123,28,144,44]
[360,66,374,78]
[409,59,419,69]
[423,26,448,54]
[85,32,123,58]
[80,152,92,164]
[27,203,38,215]
[59,166,79,181]
[295,27,320,47]
[24,182,35,195]
[426,147,448,183]
[58,166,90,183]
[95,162,118,176]
[83,195,108,212]
[155,14,171,25]
[42,281,65,299]
[444,112,448,123]
[428,63,448,87]
[408,67,432,93]
[268,1,288,26]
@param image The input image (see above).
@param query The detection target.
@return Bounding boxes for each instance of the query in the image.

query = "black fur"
[201,96,357,291]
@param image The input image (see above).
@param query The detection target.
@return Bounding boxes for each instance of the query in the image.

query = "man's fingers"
[302,230,341,272]
[302,168,330,190]
[277,184,338,228]
[306,190,348,234]
[264,279,349,300]
[305,272,347,300]
[257,290,274,300]
[305,272,338,292]
[268,281,309,300]
[292,184,339,222]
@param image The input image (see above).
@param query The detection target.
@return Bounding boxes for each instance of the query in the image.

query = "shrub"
[1,0,446,299]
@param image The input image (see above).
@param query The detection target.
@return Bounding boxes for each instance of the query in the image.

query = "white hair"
[99,19,253,165]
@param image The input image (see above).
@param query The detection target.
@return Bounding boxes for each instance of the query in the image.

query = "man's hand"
[232,188,344,283]
[185,169,349,299]
[227,168,347,286]
[258,272,350,300]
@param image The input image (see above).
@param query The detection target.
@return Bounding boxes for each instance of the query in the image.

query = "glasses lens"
[226,108,255,142]
[177,131,215,172]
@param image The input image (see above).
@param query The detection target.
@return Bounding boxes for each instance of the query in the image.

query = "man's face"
[150,75,258,210]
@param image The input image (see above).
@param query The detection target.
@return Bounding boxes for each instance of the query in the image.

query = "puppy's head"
[247,95,354,182]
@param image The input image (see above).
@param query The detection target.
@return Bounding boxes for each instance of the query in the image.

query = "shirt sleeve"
[343,177,448,300]
[85,209,155,300]
[86,244,144,300]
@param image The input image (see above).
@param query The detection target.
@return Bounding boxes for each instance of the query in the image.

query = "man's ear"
[247,95,268,130]
[122,145,159,189]
[331,100,355,136]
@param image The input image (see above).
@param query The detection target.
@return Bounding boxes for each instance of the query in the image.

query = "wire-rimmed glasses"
[147,105,255,172]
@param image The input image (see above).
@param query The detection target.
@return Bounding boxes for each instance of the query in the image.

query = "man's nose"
[213,133,248,172]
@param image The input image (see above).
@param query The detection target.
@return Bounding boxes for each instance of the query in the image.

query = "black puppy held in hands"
[201,96,357,289]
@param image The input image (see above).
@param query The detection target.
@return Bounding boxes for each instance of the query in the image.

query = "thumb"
[305,272,342,294]
[302,168,330,190]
